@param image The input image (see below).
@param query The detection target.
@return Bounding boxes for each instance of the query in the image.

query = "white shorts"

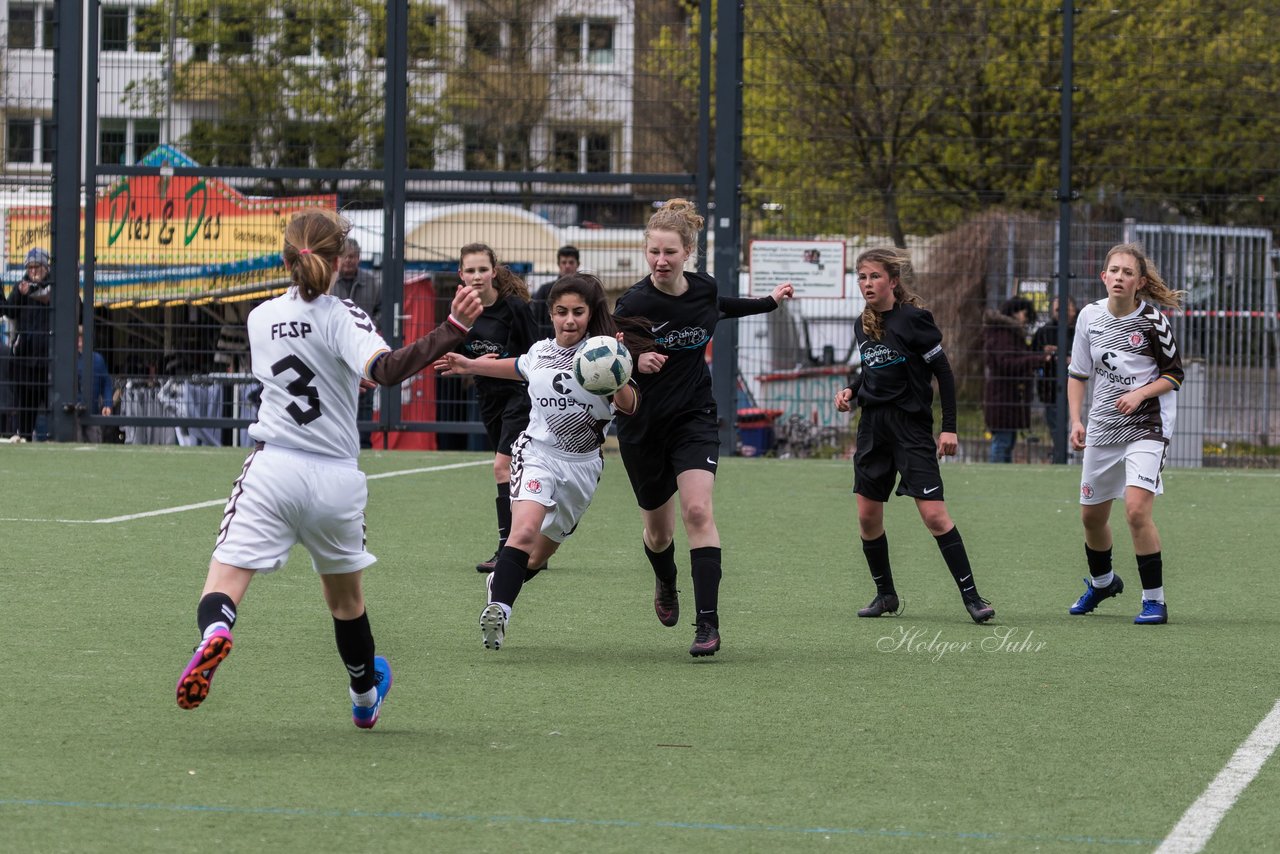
[509,435,603,543]
[1079,439,1167,504]
[213,444,377,575]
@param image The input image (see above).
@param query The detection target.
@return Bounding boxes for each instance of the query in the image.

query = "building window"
[99,118,161,166]
[7,118,35,163]
[135,5,162,52]
[6,117,55,165]
[217,11,254,57]
[408,4,442,64]
[552,129,613,173]
[464,125,529,172]
[467,17,501,59]
[101,4,160,53]
[556,19,613,66]
[282,4,344,60]
[584,131,610,171]
[101,5,129,51]
[100,119,129,165]
[9,4,36,48]
[8,3,55,50]
[135,119,161,159]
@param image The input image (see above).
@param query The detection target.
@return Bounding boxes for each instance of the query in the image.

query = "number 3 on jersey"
[272,355,322,425]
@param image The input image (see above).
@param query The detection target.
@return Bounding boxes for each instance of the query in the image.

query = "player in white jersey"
[435,273,652,651]
[1066,243,1184,625]
[175,208,483,728]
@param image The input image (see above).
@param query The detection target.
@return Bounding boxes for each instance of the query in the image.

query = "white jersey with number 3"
[247,288,389,459]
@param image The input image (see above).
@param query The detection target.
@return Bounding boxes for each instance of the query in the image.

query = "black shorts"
[478,387,532,456]
[619,407,719,511]
[853,405,945,502]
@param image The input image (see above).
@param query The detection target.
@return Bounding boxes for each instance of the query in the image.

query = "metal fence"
[3,1,1279,466]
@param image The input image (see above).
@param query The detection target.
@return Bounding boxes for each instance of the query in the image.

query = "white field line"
[1155,698,1280,854]
[1,459,489,525]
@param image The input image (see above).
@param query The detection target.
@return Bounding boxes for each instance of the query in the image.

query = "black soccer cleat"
[963,595,995,624]
[857,592,902,618]
[476,551,499,573]
[654,577,680,627]
[690,621,721,657]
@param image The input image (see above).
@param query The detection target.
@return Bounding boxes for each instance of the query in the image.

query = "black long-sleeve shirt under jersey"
[613,270,778,442]
[847,304,957,432]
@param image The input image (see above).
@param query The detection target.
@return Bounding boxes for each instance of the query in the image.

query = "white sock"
[1143,587,1165,603]
[1092,571,1114,589]
[349,685,377,707]
[202,621,230,640]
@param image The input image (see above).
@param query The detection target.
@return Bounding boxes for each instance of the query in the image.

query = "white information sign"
[748,240,846,298]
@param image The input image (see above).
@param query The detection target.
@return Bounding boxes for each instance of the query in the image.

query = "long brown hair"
[459,242,530,302]
[1104,243,1184,309]
[856,246,924,340]
[282,209,350,302]
[546,273,654,356]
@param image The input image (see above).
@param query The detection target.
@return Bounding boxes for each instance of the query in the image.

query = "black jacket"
[2,272,53,357]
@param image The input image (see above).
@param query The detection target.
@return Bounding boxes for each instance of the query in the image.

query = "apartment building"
[2,1,696,228]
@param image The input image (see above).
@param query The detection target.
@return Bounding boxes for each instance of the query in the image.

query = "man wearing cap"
[2,248,53,441]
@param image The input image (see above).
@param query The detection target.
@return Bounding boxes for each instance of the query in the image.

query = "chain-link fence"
[4,1,1279,466]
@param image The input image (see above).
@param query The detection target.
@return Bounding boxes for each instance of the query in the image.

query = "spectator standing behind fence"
[457,243,538,574]
[1066,243,1184,625]
[174,208,483,727]
[329,239,382,449]
[531,245,581,341]
[833,246,996,625]
[613,199,793,657]
[1,248,52,442]
[1032,297,1077,462]
[982,297,1051,463]
[75,325,113,443]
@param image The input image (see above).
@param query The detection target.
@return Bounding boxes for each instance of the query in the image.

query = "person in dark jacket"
[75,325,114,442]
[1032,297,1077,462]
[982,297,1051,463]
[2,247,52,441]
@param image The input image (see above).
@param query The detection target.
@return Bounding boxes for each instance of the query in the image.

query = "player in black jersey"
[834,247,995,624]
[1066,244,1184,625]
[614,198,794,657]
[455,244,538,572]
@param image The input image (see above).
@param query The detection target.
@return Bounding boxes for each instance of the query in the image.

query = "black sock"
[861,533,894,595]
[1085,545,1113,579]
[495,482,512,548]
[333,611,376,693]
[196,592,237,636]
[489,546,530,607]
[690,546,722,627]
[644,541,678,584]
[934,526,978,598]
[1136,551,1163,590]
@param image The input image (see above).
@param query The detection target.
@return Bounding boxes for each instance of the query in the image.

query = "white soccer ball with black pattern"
[573,335,633,395]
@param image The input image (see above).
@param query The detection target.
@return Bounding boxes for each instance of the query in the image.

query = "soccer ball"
[573,335,633,395]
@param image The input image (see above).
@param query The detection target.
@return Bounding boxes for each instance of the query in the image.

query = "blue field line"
[0,797,1160,847]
